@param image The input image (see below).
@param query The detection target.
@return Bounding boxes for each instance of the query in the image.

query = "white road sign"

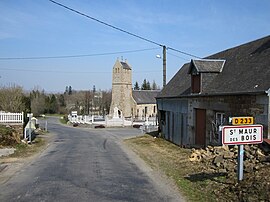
[222,125,263,145]
[27,113,33,117]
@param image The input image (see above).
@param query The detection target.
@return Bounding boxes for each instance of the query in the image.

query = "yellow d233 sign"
[232,117,254,125]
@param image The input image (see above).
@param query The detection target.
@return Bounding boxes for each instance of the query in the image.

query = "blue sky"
[0,0,269,93]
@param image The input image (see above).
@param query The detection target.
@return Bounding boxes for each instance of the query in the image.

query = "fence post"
[29,114,32,143]
[22,111,24,124]
[45,121,48,132]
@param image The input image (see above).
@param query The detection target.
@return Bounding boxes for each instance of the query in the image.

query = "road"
[0,117,184,202]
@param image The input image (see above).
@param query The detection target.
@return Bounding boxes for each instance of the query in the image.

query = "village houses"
[157,35,270,147]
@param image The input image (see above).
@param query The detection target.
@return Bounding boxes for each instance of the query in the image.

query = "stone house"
[132,90,159,119]
[110,59,159,119]
[156,35,270,147]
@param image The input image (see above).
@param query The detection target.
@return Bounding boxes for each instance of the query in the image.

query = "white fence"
[0,112,24,124]
[68,115,95,124]
[68,114,158,131]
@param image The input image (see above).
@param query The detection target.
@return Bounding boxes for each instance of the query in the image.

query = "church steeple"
[110,58,133,117]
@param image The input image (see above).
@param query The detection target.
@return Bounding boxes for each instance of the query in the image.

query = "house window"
[211,112,225,145]
[154,106,156,113]
[192,74,201,93]
[215,112,225,127]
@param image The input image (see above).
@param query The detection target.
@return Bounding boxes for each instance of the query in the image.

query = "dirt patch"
[0,125,22,147]
[125,135,270,201]
[0,131,51,184]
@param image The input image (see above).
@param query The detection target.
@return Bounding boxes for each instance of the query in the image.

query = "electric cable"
[0,47,159,60]
[48,0,201,59]
[0,67,161,74]
[48,0,162,47]
[167,51,189,61]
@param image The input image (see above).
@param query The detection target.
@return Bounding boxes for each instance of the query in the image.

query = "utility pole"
[163,45,167,88]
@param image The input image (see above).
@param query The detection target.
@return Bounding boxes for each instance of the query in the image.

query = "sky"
[0,0,270,93]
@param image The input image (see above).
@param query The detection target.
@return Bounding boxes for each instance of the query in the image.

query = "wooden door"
[195,109,206,146]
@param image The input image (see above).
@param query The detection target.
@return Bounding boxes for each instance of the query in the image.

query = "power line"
[0,67,161,74]
[48,0,201,59]
[0,47,159,60]
[48,0,162,47]
[167,51,189,61]
[167,47,201,59]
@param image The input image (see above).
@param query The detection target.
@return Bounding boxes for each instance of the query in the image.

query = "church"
[109,59,159,120]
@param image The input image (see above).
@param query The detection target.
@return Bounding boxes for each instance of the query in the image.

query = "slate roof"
[189,59,225,73]
[120,61,131,70]
[157,35,270,98]
[132,90,160,104]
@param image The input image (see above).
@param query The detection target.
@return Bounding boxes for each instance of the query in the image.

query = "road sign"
[222,124,263,145]
[231,116,254,125]
[27,113,33,118]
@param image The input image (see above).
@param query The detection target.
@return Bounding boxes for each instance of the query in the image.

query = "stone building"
[110,59,159,119]
[157,35,270,147]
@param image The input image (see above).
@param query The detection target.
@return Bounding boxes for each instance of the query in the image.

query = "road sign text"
[231,117,254,125]
[222,125,263,145]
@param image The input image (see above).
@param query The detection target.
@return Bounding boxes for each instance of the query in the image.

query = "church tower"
[110,59,133,118]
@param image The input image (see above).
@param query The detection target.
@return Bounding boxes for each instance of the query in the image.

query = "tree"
[43,94,58,114]
[101,90,112,115]
[134,81,140,90]
[57,94,67,114]
[22,95,31,113]
[146,81,151,90]
[141,79,151,90]
[152,80,158,90]
[31,90,46,116]
[65,86,69,94]
[0,84,25,112]
[58,94,66,107]
[49,94,58,114]
[84,91,90,114]
[141,79,147,90]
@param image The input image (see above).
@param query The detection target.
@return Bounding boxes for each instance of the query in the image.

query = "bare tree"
[101,90,112,115]
[0,84,24,112]
[30,89,46,116]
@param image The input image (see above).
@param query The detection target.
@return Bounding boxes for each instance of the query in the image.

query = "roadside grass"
[9,134,47,159]
[59,116,68,124]
[124,135,222,201]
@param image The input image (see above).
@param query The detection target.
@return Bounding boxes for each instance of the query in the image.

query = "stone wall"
[135,103,157,119]
[188,94,269,146]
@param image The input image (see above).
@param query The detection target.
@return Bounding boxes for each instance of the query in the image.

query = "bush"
[0,125,18,146]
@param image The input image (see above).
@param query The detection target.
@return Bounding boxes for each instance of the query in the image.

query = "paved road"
[0,117,183,202]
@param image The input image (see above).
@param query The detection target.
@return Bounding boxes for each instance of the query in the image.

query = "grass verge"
[9,136,46,158]
[125,135,224,201]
